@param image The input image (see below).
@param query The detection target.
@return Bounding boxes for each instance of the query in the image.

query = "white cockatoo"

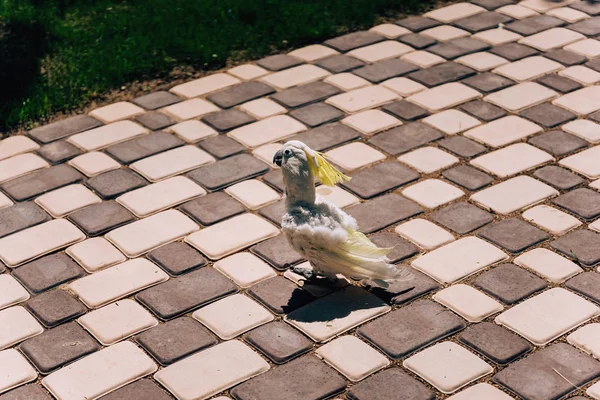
[273,140,413,288]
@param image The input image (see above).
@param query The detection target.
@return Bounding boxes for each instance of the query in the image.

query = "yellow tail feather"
[308,151,351,186]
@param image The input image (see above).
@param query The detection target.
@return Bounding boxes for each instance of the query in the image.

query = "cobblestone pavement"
[1,0,600,399]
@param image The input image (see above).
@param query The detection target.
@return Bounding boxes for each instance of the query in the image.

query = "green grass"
[0,0,432,131]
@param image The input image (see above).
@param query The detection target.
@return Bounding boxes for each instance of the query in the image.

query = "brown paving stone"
[180,191,245,225]
[13,253,85,294]
[0,202,51,238]
[0,384,52,400]
[442,165,494,191]
[381,100,429,121]
[250,234,304,271]
[135,267,237,319]
[460,99,507,121]
[352,59,420,83]
[504,15,565,36]
[256,54,303,71]
[519,103,576,128]
[247,276,316,314]
[135,317,217,365]
[430,202,495,234]
[133,91,181,110]
[368,232,419,263]
[28,115,102,143]
[147,241,208,275]
[341,161,419,199]
[568,16,600,36]
[398,33,437,49]
[68,201,135,236]
[570,2,600,15]
[99,379,171,400]
[288,102,344,127]
[553,188,600,220]
[458,322,532,365]
[369,122,443,155]
[20,322,100,374]
[1,164,84,201]
[134,112,177,131]
[590,110,600,124]
[289,122,360,152]
[105,131,183,164]
[323,31,384,52]
[551,229,600,267]
[86,168,148,199]
[396,16,441,32]
[348,368,435,400]
[366,267,440,305]
[528,130,588,157]
[470,0,514,9]
[493,343,600,400]
[187,153,269,190]
[346,193,423,234]
[25,289,87,327]
[201,109,256,132]
[462,72,514,93]
[262,169,284,192]
[258,199,286,227]
[438,136,487,158]
[197,135,245,159]
[408,62,476,87]
[243,321,312,364]
[428,37,491,60]
[533,165,584,190]
[587,57,600,72]
[357,299,466,359]
[230,355,346,400]
[207,81,276,109]
[489,42,539,61]
[536,74,583,93]
[37,141,81,164]
[453,11,513,33]
[315,54,365,73]
[271,81,341,108]
[544,49,587,66]
[566,271,600,304]
[478,218,550,254]
[473,263,548,304]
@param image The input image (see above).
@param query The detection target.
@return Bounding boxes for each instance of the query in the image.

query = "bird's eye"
[284,149,292,157]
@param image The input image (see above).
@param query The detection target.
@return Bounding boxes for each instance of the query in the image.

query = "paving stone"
[381,100,429,121]
[461,72,514,93]
[37,141,81,164]
[243,321,311,364]
[568,16,600,36]
[551,229,600,267]
[568,323,600,361]
[316,335,388,381]
[98,379,171,400]
[1,164,84,202]
[367,232,418,264]
[493,343,600,399]
[365,266,440,305]
[0,202,50,239]
[0,349,37,394]
[478,218,549,253]
[566,272,600,304]
[28,115,103,144]
[341,109,401,135]
[453,11,513,32]
[437,137,486,159]
[315,54,366,73]
[346,193,423,234]
[465,115,542,148]
[471,0,514,9]
[402,179,465,209]
[519,27,584,51]
[214,252,276,288]
[395,16,440,31]
[533,165,584,190]
[180,192,244,227]
[401,50,446,68]
[505,14,565,36]
[324,72,370,91]
[88,101,144,123]
[338,162,417,199]
[552,188,600,220]
[459,99,506,121]
[434,36,492,56]
[250,234,303,270]
[0,136,40,161]
[515,247,582,283]
[0,154,49,185]
[167,119,217,143]
[369,122,443,155]
[528,130,587,157]
[136,267,237,319]
[442,165,493,191]
[560,145,600,179]
[0,384,52,400]
[489,42,539,61]
[25,289,86,327]
[258,199,286,227]
[260,65,331,90]
[289,44,339,61]
[105,131,183,164]
[430,202,494,234]
[347,368,435,400]
[198,135,245,159]
[471,143,553,178]
[201,110,255,132]
[0,306,43,350]
[458,322,532,365]
[485,82,559,114]
[398,147,458,174]
[554,86,600,116]
[426,3,486,23]
[170,73,240,99]
[323,31,384,52]
[256,54,303,71]
[398,33,438,49]
[68,152,120,177]
[474,263,547,304]
[352,59,419,83]
[325,142,385,171]
[130,145,215,182]
[134,112,176,130]
[570,1,600,15]
[289,102,344,127]
[536,74,583,95]
[35,184,101,218]
[433,283,502,322]
[187,154,269,190]
[289,124,358,155]
[132,91,181,110]
[349,40,414,63]
[12,253,84,294]
[85,169,146,200]
[147,241,207,276]
[161,98,220,120]
[588,58,600,72]
[408,62,476,87]
[519,102,576,128]
[564,119,600,143]
[0,275,29,310]
[523,204,582,235]
[545,48,588,66]
[68,201,134,236]
[67,120,149,152]
[247,276,314,314]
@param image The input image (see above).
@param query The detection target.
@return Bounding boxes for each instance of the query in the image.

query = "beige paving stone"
[493,56,563,82]
[559,146,600,178]
[567,323,600,359]
[0,136,39,161]
[193,294,273,340]
[324,73,371,91]
[519,28,585,51]
[285,286,390,342]
[42,341,157,400]
[485,82,558,112]
[447,383,514,400]
[496,4,539,19]
[407,82,482,112]
[213,252,276,288]
[252,143,282,167]
[471,176,558,214]
[348,40,414,63]
[473,28,523,45]
[239,98,287,119]
[395,218,455,250]
[315,335,389,381]
[167,120,217,143]
[421,25,471,42]
[170,73,241,98]
[522,205,582,235]
[288,44,339,62]
[225,179,281,210]
[78,299,158,345]
[425,3,485,22]
[68,258,169,308]
[0,219,85,268]
[589,382,600,400]
[369,23,411,39]
[564,39,600,58]
[470,143,553,177]
[456,52,509,72]
[464,115,542,147]
[411,236,508,284]
[228,115,306,148]
[68,151,120,177]
[260,65,330,90]
[0,153,48,183]
[130,145,215,182]
[0,275,29,310]
[117,176,205,217]
[325,142,386,171]
[0,349,37,395]
[563,119,600,143]
[154,340,269,400]
[35,184,102,217]
[403,342,493,394]
[590,219,600,233]
[162,98,220,121]
[514,248,582,283]
[546,6,590,22]
[227,64,269,80]
[0,306,43,349]
[402,179,465,209]
[316,185,360,208]
[592,180,600,190]
[186,213,279,260]
[520,0,577,13]
[401,51,446,68]
[553,86,600,115]
[67,120,149,151]
[381,77,426,96]
[341,109,401,135]
[398,147,459,174]
[422,109,481,135]
[495,287,600,345]
[283,265,348,298]
[326,85,399,113]
[89,102,145,123]
[433,284,503,322]
[66,237,126,273]
[559,65,600,85]
[106,209,199,257]
[0,192,12,209]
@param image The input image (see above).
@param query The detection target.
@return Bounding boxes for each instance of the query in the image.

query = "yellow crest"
[306,151,351,186]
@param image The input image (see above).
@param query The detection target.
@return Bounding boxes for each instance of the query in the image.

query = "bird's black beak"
[273,149,283,166]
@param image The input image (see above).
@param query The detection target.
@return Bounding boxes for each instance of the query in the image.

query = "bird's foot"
[291,264,317,281]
